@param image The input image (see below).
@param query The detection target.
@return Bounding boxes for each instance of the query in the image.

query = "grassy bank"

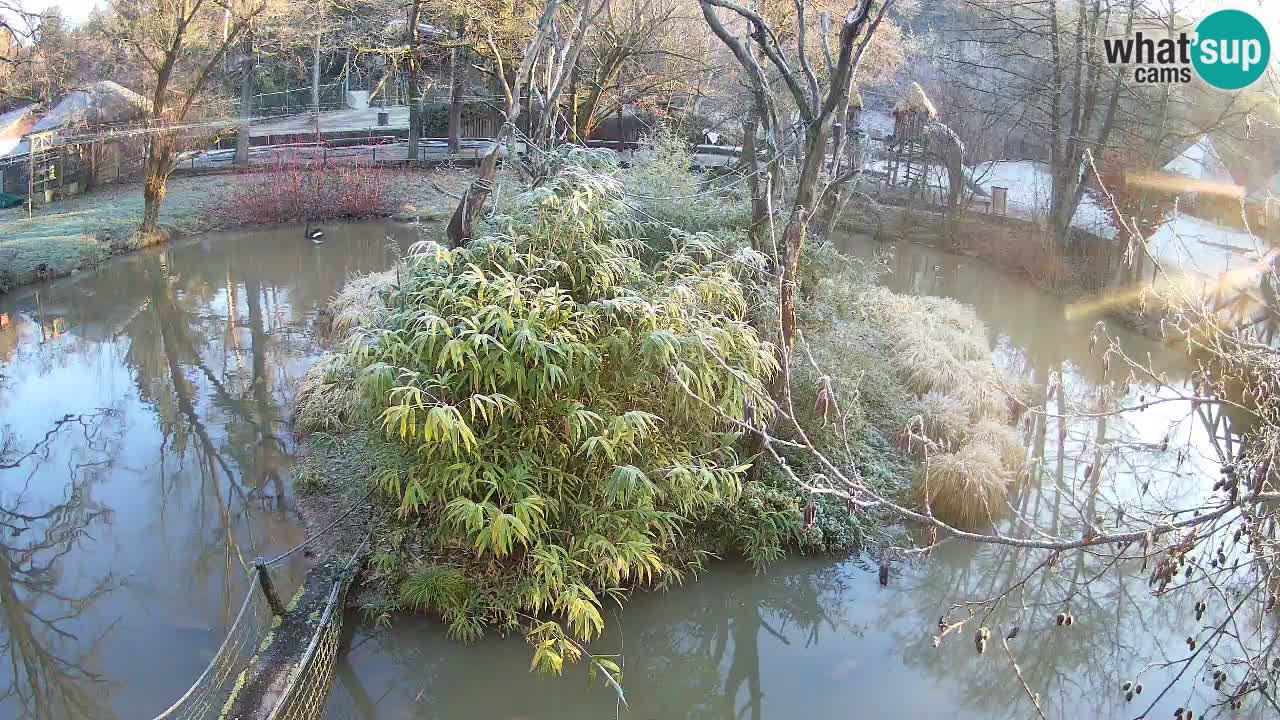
[837,200,1107,294]
[0,168,470,294]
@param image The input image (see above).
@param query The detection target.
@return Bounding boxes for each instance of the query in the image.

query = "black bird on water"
[305,222,325,243]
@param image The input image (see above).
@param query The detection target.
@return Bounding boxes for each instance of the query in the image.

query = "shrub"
[219,159,400,226]
[294,355,363,433]
[623,126,747,241]
[965,225,1073,289]
[322,158,780,667]
[860,287,1026,527]
[914,440,1013,528]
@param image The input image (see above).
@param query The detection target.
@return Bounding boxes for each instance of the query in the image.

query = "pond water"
[0,221,417,719]
[0,224,1265,720]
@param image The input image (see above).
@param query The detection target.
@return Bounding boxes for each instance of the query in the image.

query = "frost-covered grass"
[0,181,194,291]
[0,169,469,293]
[859,286,1029,528]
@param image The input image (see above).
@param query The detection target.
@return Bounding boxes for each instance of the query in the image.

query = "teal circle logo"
[1193,9,1271,90]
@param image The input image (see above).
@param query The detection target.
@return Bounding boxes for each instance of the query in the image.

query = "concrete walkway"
[250,105,413,137]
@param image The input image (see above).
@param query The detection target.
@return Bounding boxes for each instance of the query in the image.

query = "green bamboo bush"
[314,157,796,669]
[295,134,1012,671]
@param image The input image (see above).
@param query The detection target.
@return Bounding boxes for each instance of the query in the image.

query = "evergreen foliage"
[330,157,788,665]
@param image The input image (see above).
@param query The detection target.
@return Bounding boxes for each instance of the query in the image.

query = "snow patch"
[866,157,1117,239]
[972,160,1115,238]
[859,109,895,139]
[1147,213,1264,278]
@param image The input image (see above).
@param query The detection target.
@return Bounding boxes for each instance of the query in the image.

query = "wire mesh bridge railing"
[148,516,366,720]
[150,579,274,720]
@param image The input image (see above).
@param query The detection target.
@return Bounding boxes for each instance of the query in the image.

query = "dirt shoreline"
[0,168,470,295]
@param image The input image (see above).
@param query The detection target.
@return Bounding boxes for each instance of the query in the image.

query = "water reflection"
[1,412,121,720]
[329,232,1270,720]
[328,559,967,720]
[0,222,415,719]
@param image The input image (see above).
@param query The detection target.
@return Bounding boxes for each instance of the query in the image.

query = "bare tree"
[445,0,609,245]
[0,1,35,67]
[934,0,1143,248]
[112,0,266,234]
[443,16,467,153]
[699,0,894,390]
[567,0,710,142]
[406,0,424,161]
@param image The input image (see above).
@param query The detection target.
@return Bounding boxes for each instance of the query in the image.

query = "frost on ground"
[0,168,470,293]
[867,158,1116,239]
[970,160,1114,238]
[1146,213,1266,280]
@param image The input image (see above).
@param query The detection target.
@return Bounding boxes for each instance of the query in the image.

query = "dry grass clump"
[914,440,1014,529]
[294,355,362,433]
[295,267,398,433]
[902,391,970,455]
[864,288,1028,527]
[968,419,1027,474]
[331,269,396,337]
[915,295,983,334]
[956,361,1014,423]
[897,339,967,394]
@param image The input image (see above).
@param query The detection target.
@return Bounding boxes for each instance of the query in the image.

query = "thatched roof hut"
[893,82,938,120]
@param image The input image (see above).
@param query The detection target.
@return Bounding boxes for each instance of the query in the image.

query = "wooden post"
[991,187,1008,216]
[254,557,286,616]
[27,142,34,219]
[312,28,322,144]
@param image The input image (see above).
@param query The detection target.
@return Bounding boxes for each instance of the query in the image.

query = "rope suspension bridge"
[149,498,370,720]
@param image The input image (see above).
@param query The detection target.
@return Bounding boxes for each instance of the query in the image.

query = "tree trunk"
[446,0,565,245]
[142,133,176,235]
[446,138,501,245]
[815,101,858,239]
[407,0,422,162]
[236,29,254,168]
[312,31,321,144]
[568,53,581,142]
[741,110,769,255]
[773,124,831,403]
[142,159,167,234]
[84,143,100,192]
[576,55,624,141]
[447,19,465,153]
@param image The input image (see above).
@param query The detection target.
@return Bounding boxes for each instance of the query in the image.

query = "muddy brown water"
[0,225,1266,719]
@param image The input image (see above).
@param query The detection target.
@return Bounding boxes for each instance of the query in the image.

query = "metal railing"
[147,494,369,720]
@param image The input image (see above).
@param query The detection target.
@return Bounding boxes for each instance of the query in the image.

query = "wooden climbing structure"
[885,82,938,198]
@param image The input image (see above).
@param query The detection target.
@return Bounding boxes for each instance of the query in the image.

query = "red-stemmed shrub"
[219,158,402,226]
